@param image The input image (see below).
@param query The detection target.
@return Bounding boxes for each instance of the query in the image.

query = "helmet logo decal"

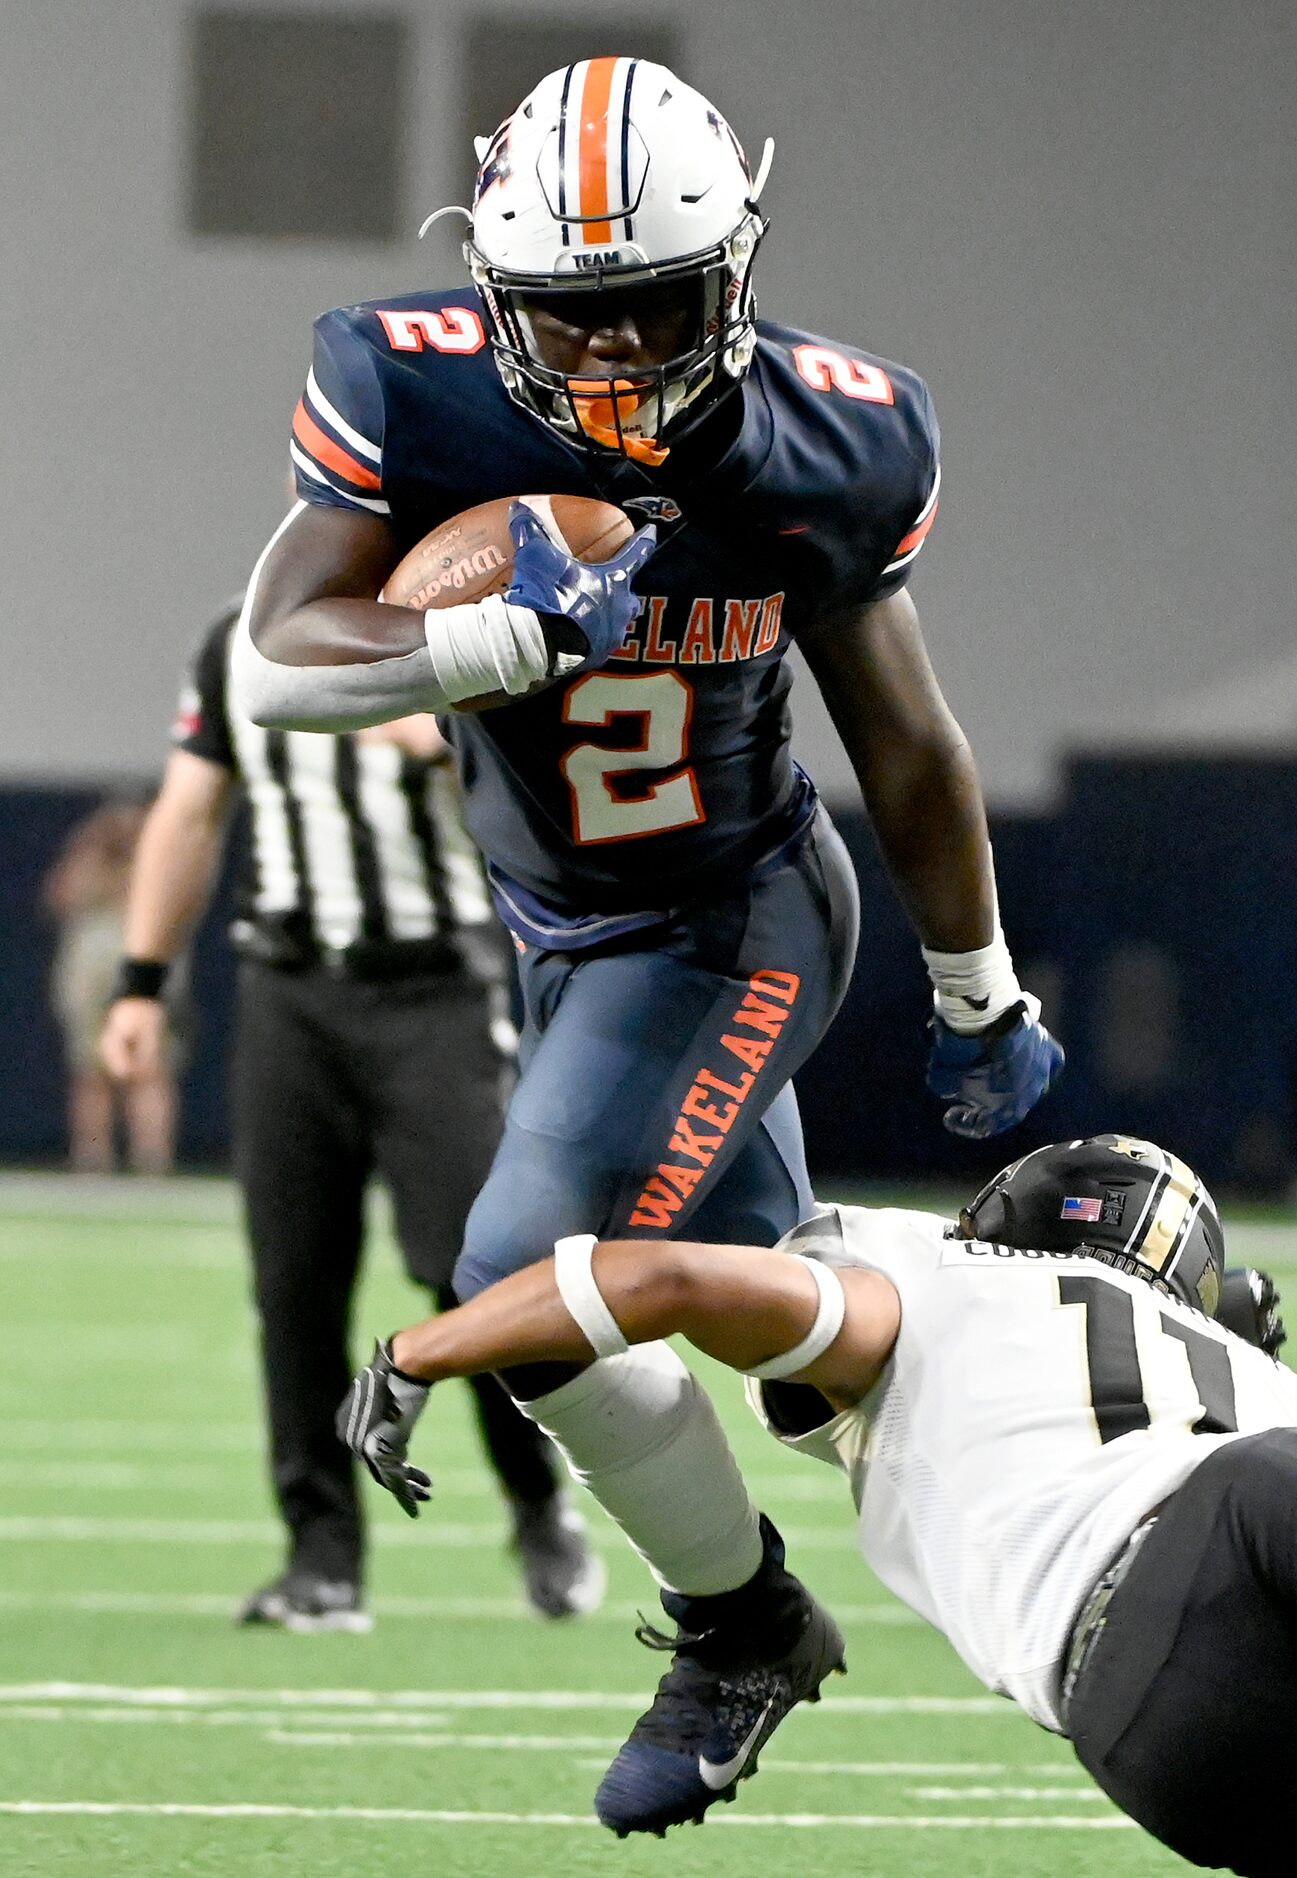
[622,495,683,526]
[1101,1187,1126,1226]
[1108,1136,1152,1161]
[1060,1196,1102,1222]
[477,121,513,199]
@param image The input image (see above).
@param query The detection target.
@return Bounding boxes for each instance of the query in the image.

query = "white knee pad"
[518,1342,763,1596]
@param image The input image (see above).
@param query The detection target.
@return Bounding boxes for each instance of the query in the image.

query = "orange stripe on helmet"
[292,400,382,491]
[892,502,939,559]
[577,56,618,245]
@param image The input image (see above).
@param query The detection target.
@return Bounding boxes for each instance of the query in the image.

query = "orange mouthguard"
[569,379,670,466]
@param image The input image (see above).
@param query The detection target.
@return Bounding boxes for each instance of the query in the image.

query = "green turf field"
[2,1174,1293,1877]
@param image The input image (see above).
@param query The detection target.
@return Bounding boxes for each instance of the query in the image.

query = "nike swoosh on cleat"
[964,993,991,1010]
[697,1697,775,1791]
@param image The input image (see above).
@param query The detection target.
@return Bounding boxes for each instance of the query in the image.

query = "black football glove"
[1216,1266,1287,1358]
[336,1340,433,1518]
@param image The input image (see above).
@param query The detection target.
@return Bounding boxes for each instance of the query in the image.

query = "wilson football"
[381,494,633,610]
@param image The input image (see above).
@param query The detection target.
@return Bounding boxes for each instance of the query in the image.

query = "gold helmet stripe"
[1137,1150,1203,1276]
[1116,1139,1165,1262]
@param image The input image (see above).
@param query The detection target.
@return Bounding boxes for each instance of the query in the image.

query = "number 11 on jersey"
[1059,1273,1239,1444]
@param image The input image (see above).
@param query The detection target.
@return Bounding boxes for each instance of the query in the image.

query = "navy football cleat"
[594,1520,845,1836]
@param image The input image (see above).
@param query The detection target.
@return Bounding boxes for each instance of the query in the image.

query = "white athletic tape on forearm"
[422,594,549,701]
[922,923,1024,1034]
[553,1234,629,1359]
[744,1259,847,1381]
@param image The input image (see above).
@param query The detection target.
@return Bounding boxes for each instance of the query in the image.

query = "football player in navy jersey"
[233,58,1062,1835]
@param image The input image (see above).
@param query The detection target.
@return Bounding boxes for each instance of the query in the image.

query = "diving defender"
[342,1136,1291,1875]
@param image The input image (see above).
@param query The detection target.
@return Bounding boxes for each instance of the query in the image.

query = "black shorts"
[1066,1429,1297,1877]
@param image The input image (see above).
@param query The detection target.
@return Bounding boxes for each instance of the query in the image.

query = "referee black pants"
[1067,1430,1297,1877]
[232,957,559,1583]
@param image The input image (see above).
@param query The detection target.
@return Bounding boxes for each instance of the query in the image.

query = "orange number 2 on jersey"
[562,672,705,845]
[793,344,894,405]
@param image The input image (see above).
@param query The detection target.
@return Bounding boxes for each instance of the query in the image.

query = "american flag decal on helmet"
[1061,1196,1103,1222]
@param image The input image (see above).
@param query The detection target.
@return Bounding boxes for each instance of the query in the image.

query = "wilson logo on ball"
[402,545,508,607]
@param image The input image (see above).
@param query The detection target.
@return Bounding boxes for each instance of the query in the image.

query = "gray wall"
[3,0,1293,804]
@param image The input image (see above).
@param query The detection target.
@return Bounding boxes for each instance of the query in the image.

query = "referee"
[101,598,603,1629]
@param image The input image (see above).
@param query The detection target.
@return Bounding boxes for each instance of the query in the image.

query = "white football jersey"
[747,1205,1297,1732]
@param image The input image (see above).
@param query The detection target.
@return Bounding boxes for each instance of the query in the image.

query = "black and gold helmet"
[960,1134,1225,1318]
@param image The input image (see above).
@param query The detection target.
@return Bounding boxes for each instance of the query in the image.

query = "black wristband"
[380,1336,428,1386]
[538,612,591,676]
[111,958,169,1001]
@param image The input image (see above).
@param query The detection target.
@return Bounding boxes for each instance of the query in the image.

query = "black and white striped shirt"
[172,602,491,951]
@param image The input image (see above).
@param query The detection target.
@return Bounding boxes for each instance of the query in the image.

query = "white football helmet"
[454,58,773,464]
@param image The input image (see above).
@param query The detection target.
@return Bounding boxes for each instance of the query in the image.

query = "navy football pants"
[454,810,860,1394]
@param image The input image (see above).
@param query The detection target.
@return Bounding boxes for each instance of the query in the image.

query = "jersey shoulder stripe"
[292,398,381,491]
[290,437,390,515]
[305,366,381,465]
[292,308,391,517]
[881,463,941,578]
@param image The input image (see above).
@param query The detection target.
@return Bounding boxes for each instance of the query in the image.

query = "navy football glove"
[927,996,1064,1139]
[506,502,656,675]
[336,1340,432,1518]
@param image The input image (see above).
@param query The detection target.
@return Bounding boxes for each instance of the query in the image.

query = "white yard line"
[0,1710,1077,1774]
[0,1462,257,1489]
[268,1736,1037,1776]
[0,1800,1134,1830]
[0,1589,917,1625]
[0,1515,853,1550]
[905,1786,1106,1802]
[0,1712,1062,1774]
[0,1705,433,1730]
[263,1729,628,1752]
[3,1421,260,1451]
[0,1434,842,1503]
[0,1683,1010,1716]
[0,1452,842,1502]
[0,1517,513,1547]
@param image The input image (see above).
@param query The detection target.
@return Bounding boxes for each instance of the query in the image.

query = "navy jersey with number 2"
[290,287,940,927]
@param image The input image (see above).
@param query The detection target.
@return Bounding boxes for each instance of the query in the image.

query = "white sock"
[518,1343,764,1596]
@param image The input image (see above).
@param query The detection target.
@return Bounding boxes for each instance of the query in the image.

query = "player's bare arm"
[800,587,995,952]
[802,587,1064,1135]
[340,1237,899,1511]
[247,504,418,667]
[402,1239,895,1406]
[100,751,235,1083]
